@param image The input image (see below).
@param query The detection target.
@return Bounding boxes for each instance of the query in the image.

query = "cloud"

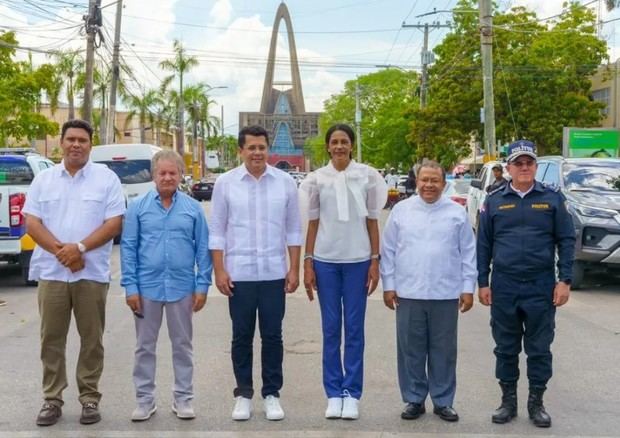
[209,0,233,28]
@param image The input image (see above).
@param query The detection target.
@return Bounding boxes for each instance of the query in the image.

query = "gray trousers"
[396,298,458,408]
[133,295,194,404]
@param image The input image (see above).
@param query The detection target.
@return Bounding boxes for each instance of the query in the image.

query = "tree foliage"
[0,32,58,145]
[307,68,418,169]
[408,0,608,164]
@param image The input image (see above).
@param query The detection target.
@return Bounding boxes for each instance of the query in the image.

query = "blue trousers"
[314,260,370,400]
[396,298,459,408]
[228,279,285,399]
[490,272,556,387]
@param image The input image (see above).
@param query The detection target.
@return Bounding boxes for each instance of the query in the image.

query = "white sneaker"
[341,395,359,420]
[131,402,157,421]
[232,396,252,421]
[172,400,196,419]
[325,397,343,419]
[263,395,285,420]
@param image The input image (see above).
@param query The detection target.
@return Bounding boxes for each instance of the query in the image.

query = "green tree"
[49,49,83,120]
[159,40,199,156]
[408,0,607,165]
[124,89,162,144]
[307,68,418,169]
[0,32,58,144]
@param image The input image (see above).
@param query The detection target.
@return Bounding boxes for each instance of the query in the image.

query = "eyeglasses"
[510,160,535,168]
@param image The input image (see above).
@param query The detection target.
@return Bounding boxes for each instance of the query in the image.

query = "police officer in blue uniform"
[477,140,575,428]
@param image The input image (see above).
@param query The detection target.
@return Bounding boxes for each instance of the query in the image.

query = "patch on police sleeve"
[498,203,516,210]
[531,203,550,210]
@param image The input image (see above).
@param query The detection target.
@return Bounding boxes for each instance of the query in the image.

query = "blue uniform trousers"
[314,260,370,400]
[490,272,556,387]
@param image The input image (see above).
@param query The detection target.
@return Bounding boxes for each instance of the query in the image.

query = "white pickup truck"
[466,161,508,231]
[0,151,55,284]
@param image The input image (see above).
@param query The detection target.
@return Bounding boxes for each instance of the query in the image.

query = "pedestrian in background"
[403,169,416,197]
[299,123,387,420]
[24,119,125,426]
[486,163,507,193]
[381,160,476,423]
[209,125,302,421]
[477,140,575,428]
[385,167,399,189]
[121,150,212,422]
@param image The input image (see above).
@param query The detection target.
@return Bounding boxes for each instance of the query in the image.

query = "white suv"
[466,161,508,231]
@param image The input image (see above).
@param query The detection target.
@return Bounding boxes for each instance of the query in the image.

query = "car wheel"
[19,251,37,286]
[572,261,585,290]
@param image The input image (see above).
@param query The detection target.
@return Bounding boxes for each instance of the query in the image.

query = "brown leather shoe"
[36,402,62,426]
[80,401,101,425]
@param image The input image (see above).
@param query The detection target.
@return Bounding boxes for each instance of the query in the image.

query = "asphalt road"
[1,205,619,438]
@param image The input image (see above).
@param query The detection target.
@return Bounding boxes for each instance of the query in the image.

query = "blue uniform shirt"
[121,189,213,301]
[477,181,575,287]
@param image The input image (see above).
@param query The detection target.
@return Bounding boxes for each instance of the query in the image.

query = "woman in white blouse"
[300,123,387,420]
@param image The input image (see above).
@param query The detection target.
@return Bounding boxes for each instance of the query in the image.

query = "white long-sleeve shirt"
[208,164,302,281]
[380,195,477,299]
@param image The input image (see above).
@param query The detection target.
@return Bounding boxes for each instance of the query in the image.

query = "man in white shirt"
[380,160,477,423]
[23,119,125,427]
[209,125,302,422]
[385,168,399,189]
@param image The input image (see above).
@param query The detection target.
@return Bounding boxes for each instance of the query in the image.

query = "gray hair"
[418,159,446,181]
[151,150,184,175]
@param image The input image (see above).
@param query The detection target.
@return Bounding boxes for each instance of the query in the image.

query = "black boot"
[528,386,551,428]
[492,381,517,424]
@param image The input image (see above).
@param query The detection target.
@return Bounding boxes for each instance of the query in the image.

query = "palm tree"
[124,89,161,144]
[50,49,83,119]
[159,40,199,156]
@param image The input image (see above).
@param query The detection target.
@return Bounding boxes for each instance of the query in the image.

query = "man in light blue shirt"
[380,160,477,423]
[121,150,212,422]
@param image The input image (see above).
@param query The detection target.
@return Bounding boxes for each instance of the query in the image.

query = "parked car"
[0,152,54,284]
[191,180,214,201]
[536,157,620,288]
[444,179,470,207]
[90,143,161,204]
[467,161,509,230]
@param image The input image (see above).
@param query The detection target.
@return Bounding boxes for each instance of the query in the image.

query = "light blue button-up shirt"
[380,195,477,300]
[121,189,212,301]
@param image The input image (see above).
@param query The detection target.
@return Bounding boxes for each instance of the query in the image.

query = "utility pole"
[402,21,451,109]
[221,105,225,168]
[83,0,101,124]
[480,0,496,159]
[355,81,362,162]
[106,0,123,144]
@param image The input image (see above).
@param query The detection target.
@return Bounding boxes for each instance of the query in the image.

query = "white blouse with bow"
[299,160,387,263]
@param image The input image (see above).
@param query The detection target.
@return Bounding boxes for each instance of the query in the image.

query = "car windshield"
[0,159,34,185]
[563,161,620,192]
[452,179,471,195]
[98,159,151,184]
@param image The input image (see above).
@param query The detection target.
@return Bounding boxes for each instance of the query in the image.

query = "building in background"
[239,2,320,171]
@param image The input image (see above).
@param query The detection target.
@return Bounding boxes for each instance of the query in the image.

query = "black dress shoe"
[36,402,62,426]
[401,402,426,420]
[433,406,459,422]
[80,402,101,425]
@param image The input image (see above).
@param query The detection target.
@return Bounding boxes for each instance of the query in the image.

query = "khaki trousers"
[38,279,108,406]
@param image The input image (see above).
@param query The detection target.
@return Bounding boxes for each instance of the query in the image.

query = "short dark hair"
[325,123,355,145]
[238,125,269,148]
[418,160,446,181]
[61,119,93,141]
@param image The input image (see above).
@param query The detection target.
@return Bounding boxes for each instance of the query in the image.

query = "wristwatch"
[370,254,381,261]
[77,242,87,253]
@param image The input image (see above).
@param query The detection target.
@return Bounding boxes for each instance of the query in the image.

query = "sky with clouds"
[1,0,619,134]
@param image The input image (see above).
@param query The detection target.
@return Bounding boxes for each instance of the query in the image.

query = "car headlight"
[567,201,620,224]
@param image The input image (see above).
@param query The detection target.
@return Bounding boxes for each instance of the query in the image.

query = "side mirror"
[470,178,483,190]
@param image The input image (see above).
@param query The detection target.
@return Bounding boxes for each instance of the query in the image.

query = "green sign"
[563,128,620,158]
